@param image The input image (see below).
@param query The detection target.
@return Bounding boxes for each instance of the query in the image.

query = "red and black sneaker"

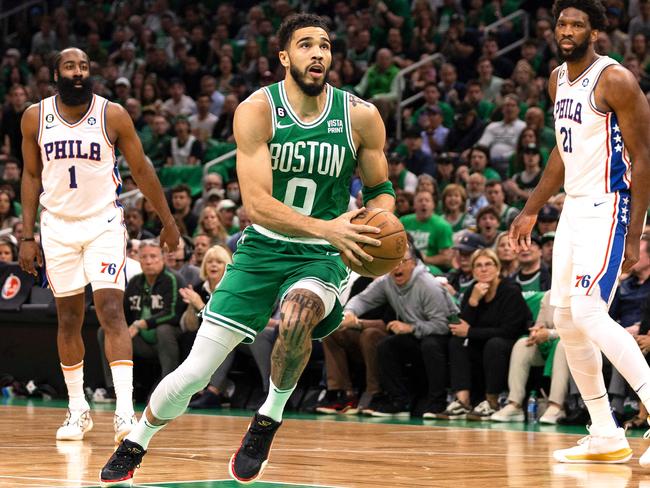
[99,439,146,487]
[228,412,282,484]
[315,390,359,415]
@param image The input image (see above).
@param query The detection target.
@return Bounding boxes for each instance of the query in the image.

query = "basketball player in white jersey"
[19,48,180,441]
[510,0,650,465]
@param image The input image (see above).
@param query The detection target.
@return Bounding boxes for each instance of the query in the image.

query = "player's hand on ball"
[324,208,381,267]
[160,222,181,253]
[508,211,538,252]
[19,240,42,276]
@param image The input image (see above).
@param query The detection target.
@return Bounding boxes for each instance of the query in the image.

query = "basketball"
[341,208,407,277]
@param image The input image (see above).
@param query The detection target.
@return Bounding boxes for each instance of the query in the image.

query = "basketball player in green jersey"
[100,13,395,487]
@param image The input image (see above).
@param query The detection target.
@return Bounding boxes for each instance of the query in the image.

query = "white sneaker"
[540,404,565,425]
[638,423,650,467]
[490,403,525,422]
[113,412,137,443]
[56,409,93,441]
[553,426,632,464]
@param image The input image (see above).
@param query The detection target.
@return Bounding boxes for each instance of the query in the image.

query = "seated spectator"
[411,82,454,129]
[504,143,543,208]
[400,191,453,274]
[1,158,21,201]
[394,190,414,218]
[437,249,530,420]
[315,273,395,415]
[475,205,500,248]
[435,153,458,191]
[446,232,486,300]
[476,57,503,104]
[419,107,449,157]
[513,235,551,292]
[171,184,198,236]
[164,236,201,288]
[162,78,197,118]
[508,127,549,178]
[463,80,495,122]
[537,204,560,235]
[415,174,438,204]
[140,197,163,237]
[227,206,252,253]
[441,184,475,235]
[212,93,238,143]
[125,208,155,240]
[143,115,172,168]
[477,94,526,174]
[525,106,556,154]
[0,236,17,262]
[541,232,554,270]
[388,152,417,193]
[225,179,242,206]
[191,234,212,267]
[466,145,501,182]
[491,292,569,424]
[344,245,458,417]
[189,94,218,145]
[495,232,519,278]
[402,128,436,176]
[217,199,238,235]
[97,239,186,395]
[0,189,19,230]
[192,173,224,218]
[444,103,486,156]
[165,117,203,166]
[354,48,400,121]
[197,205,229,246]
[485,181,519,231]
[465,172,489,217]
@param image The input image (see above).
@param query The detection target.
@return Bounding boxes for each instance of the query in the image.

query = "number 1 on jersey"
[68,165,78,189]
[560,127,573,153]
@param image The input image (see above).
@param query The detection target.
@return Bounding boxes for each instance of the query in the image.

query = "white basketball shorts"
[550,191,630,308]
[40,203,127,297]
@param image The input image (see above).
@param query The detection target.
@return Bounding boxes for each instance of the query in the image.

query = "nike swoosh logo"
[108,216,117,223]
[277,122,294,129]
[594,202,607,207]
[45,124,57,129]
[558,82,565,86]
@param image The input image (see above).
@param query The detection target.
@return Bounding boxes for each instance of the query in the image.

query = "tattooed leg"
[271,289,326,389]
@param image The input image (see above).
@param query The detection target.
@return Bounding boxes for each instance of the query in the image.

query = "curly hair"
[552,0,607,31]
[277,13,330,51]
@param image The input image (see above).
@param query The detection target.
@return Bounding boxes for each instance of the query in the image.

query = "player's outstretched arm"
[18,104,43,275]
[108,102,180,251]
[350,94,395,212]
[234,92,381,266]
[600,65,650,271]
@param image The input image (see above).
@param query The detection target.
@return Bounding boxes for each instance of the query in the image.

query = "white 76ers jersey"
[554,56,631,197]
[38,94,121,219]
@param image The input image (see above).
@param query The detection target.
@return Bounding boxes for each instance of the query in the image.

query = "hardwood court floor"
[2,401,650,488]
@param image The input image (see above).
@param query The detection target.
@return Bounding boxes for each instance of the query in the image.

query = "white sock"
[61,361,89,411]
[584,393,618,434]
[110,360,134,416]
[126,415,165,450]
[258,378,295,422]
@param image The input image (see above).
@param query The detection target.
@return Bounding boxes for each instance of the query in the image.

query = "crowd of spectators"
[4,0,650,422]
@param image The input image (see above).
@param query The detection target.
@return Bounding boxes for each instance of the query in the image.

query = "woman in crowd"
[441,184,475,235]
[437,249,530,420]
[196,205,229,246]
[504,143,543,208]
[495,232,518,278]
[0,189,19,231]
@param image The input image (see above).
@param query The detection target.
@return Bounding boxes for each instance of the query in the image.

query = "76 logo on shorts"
[575,274,592,288]
[101,262,117,275]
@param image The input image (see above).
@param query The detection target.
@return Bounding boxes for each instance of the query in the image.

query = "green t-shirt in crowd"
[400,213,453,275]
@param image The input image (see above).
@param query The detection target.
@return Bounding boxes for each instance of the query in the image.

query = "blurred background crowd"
[2,0,650,425]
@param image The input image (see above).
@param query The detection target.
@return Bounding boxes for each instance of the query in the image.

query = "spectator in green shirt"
[466,145,502,182]
[354,48,400,121]
[400,191,453,275]
[143,114,172,168]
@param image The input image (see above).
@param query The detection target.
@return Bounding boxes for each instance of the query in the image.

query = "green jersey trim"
[261,86,277,139]
[279,81,333,129]
[342,92,357,159]
[252,223,331,245]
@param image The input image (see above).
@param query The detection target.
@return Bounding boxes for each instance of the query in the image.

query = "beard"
[289,63,328,97]
[558,36,591,62]
[57,74,93,106]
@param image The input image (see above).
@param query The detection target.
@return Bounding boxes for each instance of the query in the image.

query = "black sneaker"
[370,400,410,418]
[228,412,282,483]
[99,439,146,487]
[315,390,359,415]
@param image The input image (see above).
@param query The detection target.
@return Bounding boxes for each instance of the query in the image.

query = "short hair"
[485,180,504,190]
[441,184,468,212]
[171,184,191,197]
[552,0,607,31]
[471,248,501,273]
[476,205,501,223]
[139,238,162,250]
[199,245,232,281]
[53,48,90,73]
[277,13,330,51]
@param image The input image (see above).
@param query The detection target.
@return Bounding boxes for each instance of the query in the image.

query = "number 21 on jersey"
[560,127,573,153]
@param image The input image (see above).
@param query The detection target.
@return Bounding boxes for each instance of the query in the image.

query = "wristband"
[21,237,35,242]
[362,181,395,206]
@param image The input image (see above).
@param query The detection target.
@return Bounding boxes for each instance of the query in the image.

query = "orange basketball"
[341,208,407,277]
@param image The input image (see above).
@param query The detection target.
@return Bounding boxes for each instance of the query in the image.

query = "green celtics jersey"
[262,81,357,222]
